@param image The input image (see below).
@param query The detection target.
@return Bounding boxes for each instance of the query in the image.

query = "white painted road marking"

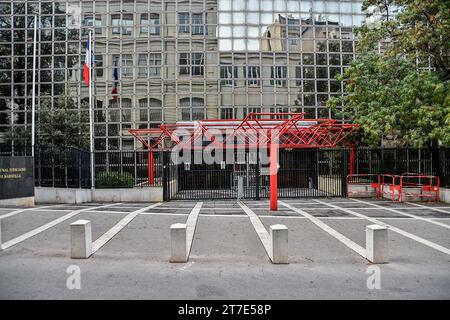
[280,201,366,258]
[151,206,198,210]
[91,203,162,254]
[139,211,450,221]
[1,203,119,250]
[0,205,61,220]
[186,202,202,257]
[314,199,450,256]
[405,202,450,215]
[350,198,450,230]
[238,201,272,260]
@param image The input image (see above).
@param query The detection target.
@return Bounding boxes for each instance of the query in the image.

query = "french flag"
[111,59,119,100]
[83,35,91,85]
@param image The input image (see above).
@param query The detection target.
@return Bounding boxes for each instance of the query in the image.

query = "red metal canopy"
[128,112,359,211]
[128,112,359,150]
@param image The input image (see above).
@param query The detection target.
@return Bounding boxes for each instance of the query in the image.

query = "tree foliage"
[4,98,90,149]
[359,0,450,81]
[328,0,450,147]
[3,126,30,148]
[37,98,90,149]
[329,53,450,147]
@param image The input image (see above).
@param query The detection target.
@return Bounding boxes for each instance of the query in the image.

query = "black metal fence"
[94,150,164,188]
[353,148,449,187]
[165,149,349,200]
[1,144,449,197]
[0,144,91,188]
[35,146,91,188]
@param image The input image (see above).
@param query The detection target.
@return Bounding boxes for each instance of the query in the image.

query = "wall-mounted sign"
[0,157,34,200]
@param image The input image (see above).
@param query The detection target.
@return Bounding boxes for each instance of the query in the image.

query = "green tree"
[37,97,90,149]
[3,126,30,149]
[328,0,450,147]
[359,0,449,81]
[3,97,90,149]
[328,53,450,147]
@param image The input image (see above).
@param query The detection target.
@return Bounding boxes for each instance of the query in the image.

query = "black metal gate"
[164,149,349,200]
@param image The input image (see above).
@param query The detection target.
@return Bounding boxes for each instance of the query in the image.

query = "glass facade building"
[0,0,367,150]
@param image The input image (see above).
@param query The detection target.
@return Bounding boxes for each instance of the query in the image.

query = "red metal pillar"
[349,144,355,176]
[148,149,154,185]
[270,142,278,211]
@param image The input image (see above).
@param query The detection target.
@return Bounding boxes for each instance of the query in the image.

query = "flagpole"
[31,14,37,157]
[88,30,94,189]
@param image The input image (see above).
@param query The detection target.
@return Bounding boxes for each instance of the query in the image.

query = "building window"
[149,109,162,122]
[220,108,233,119]
[141,13,160,35]
[179,98,190,120]
[83,15,102,34]
[150,14,160,35]
[122,14,133,35]
[289,37,299,46]
[111,15,121,35]
[192,13,204,35]
[180,108,190,121]
[122,54,133,77]
[271,66,287,86]
[220,65,237,86]
[149,98,162,122]
[179,97,204,121]
[138,54,148,77]
[113,54,133,77]
[178,12,206,35]
[140,14,148,34]
[270,107,289,118]
[192,53,204,76]
[121,98,132,109]
[243,107,261,118]
[179,53,190,75]
[111,14,133,35]
[95,55,103,77]
[138,98,148,108]
[179,53,204,76]
[140,13,161,35]
[178,13,189,33]
[149,53,161,76]
[244,66,260,85]
[138,99,148,121]
[192,98,204,120]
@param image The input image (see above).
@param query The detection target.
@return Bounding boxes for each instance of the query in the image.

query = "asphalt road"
[0,198,449,299]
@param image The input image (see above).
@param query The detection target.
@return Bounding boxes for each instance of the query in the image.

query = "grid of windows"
[179,52,204,76]
[140,13,160,35]
[0,0,372,150]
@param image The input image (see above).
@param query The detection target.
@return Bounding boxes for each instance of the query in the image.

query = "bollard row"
[67,220,388,265]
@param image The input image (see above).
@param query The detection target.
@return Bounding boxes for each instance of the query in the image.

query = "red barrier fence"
[379,174,402,201]
[346,174,380,198]
[347,173,440,202]
[399,175,440,202]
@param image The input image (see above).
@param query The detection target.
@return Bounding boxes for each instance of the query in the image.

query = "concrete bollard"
[70,220,92,259]
[270,224,288,264]
[366,224,389,263]
[170,223,187,263]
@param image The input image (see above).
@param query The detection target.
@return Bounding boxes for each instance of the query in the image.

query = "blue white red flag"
[83,36,91,85]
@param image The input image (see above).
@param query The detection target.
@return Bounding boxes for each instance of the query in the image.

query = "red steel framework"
[129,112,359,210]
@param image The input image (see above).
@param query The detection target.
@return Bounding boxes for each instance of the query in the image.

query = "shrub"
[96,171,134,188]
